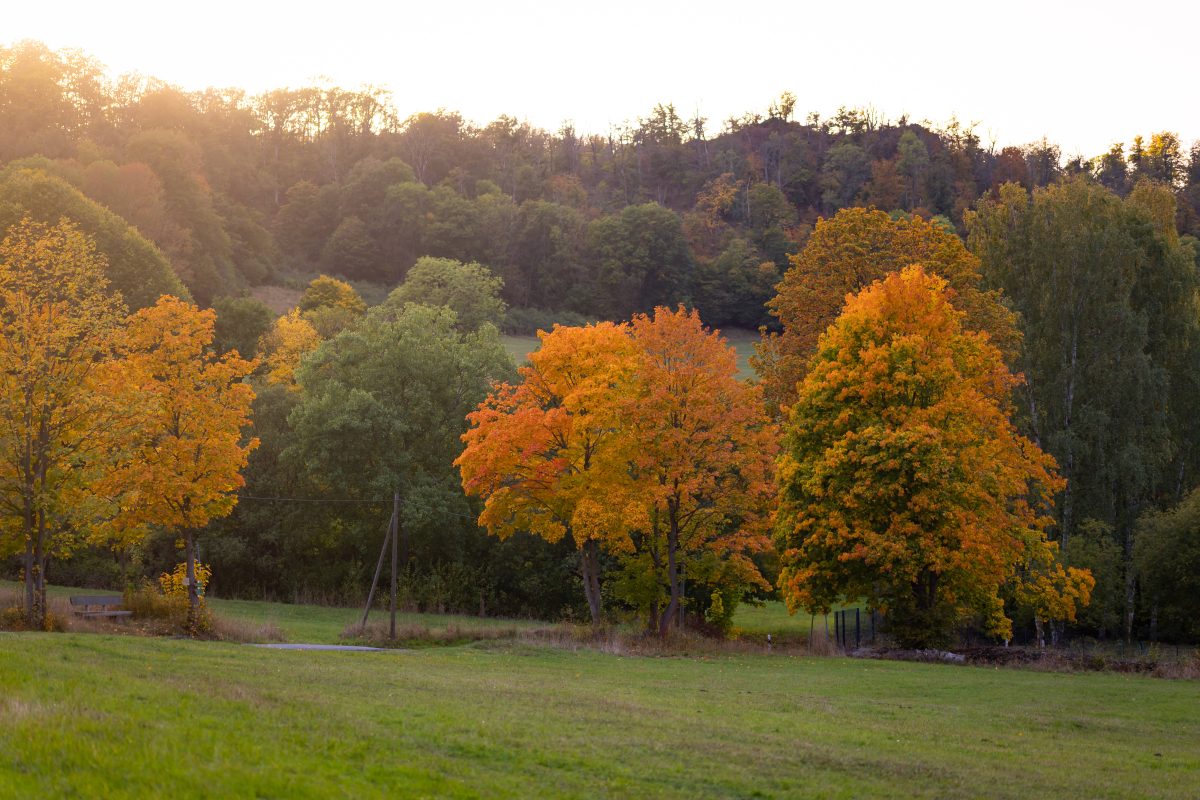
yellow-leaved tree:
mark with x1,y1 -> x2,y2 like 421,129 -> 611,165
0,218 -> 126,628
776,265 -> 1090,647
108,296 -> 258,632
754,208 -> 1019,415
258,308 -> 320,389
457,323 -> 641,626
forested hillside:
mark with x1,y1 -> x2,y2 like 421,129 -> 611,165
3,41 -> 1198,325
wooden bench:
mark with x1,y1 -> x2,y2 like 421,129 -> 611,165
69,595 -> 133,620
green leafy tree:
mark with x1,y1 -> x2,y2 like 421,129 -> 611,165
212,295 -> 274,357
587,203 -> 692,319
321,215 -> 380,281
385,256 -> 506,332
287,304 -> 514,569
1135,489 -> 1200,641
0,165 -> 187,308
968,177 -> 1200,638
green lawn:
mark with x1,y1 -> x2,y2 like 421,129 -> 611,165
503,327 -> 760,380
0,580 -> 547,645
4,586 -> 1197,797
2,631 -> 1197,798
732,600 -> 850,642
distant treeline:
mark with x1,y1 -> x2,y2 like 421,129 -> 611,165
2,41 -> 1197,328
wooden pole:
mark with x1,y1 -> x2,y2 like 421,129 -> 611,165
390,489 -> 399,640
360,512 -> 395,629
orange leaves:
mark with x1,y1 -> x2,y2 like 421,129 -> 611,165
627,307 -> 778,567
457,322 -> 639,550
755,207 -> 1020,414
777,266 -> 1079,644
459,308 -> 777,631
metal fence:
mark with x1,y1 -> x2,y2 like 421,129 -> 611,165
833,607 -> 882,649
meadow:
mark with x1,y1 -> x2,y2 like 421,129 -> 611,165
1,587 -> 1198,798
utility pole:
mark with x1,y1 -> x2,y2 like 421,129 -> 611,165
360,508 -> 395,630
390,489 -> 400,640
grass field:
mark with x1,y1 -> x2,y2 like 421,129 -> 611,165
503,327 -> 760,380
2,590 -> 1198,798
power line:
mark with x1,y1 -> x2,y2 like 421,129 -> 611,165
234,491 -> 477,522
234,491 -> 384,503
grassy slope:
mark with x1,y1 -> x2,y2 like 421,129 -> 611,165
2,632 -> 1196,799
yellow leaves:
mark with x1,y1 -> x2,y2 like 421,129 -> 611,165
106,296 -> 258,532
778,265 -> 1072,640
258,308 -> 320,388
0,217 -> 127,556
299,274 -> 367,315
756,207 -> 1021,413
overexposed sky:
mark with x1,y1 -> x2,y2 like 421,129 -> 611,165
6,0 -> 1198,158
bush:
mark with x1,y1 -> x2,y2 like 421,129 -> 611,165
123,562 -> 214,635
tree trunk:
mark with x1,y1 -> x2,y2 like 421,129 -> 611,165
22,532 -> 36,628
658,518 -> 681,638
1123,522 -> 1136,642
185,530 -> 201,634
580,539 -> 602,627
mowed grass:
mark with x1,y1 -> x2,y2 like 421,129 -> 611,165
503,327 -> 760,380
2,632 -> 1197,799
733,600 -> 844,642
0,580 -> 546,645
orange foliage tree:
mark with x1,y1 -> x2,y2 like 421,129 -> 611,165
776,266 -> 1090,647
754,207 -> 1019,414
624,308 -> 777,635
457,323 -> 640,626
459,310 -> 777,634
108,296 -> 257,631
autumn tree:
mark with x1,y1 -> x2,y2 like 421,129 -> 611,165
776,266 -> 1090,647
755,207 -> 1019,414
299,273 -> 368,315
624,307 -> 777,635
258,308 -> 321,388
457,323 -> 640,625
109,296 -> 258,631
0,218 -> 125,627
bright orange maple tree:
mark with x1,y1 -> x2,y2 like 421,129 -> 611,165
456,322 -> 641,626
459,310 -> 777,634
754,207 -> 1020,414
776,266 -> 1089,647
625,307 -> 777,635
107,296 -> 258,632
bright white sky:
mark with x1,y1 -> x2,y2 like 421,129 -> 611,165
6,0 -> 1198,158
